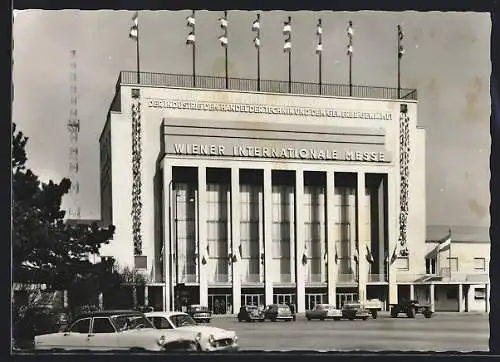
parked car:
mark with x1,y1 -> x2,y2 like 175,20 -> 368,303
362,299 -> 384,319
237,305 -> 265,322
341,303 -> 370,320
34,310 -> 199,352
390,299 -> 433,318
263,304 -> 294,322
146,311 -> 239,352
187,305 -> 212,323
306,304 -> 342,321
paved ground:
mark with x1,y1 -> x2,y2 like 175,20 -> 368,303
209,312 -> 490,352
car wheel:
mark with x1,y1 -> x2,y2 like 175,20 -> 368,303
371,311 -> 378,319
333,317 -> 341,321
307,317 -> 311,321
424,311 -> 432,318
407,308 -> 415,318
348,316 -> 354,321
271,317 -> 277,322
362,317 -> 367,321
320,317 -> 325,321
390,308 -> 398,318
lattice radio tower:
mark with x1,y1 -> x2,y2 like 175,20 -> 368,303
67,49 -> 81,218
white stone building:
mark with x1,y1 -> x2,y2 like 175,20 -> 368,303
98,71 -> 489,314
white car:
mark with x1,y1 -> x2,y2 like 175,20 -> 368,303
145,311 -> 239,352
34,310 -> 199,352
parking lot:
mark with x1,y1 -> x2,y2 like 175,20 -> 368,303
208,312 -> 490,352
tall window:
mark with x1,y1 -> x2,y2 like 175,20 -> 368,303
304,186 -> 324,281
446,257 -> 458,272
474,257 -> 486,271
207,183 -> 229,281
240,185 -> 261,278
425,258 -> 436,274
272,185 -> 293,281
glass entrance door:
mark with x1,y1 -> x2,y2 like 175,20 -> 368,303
336,293 -> 358,308
208,294 -> 233,314
241,294 -> 264,307
305,294 -> 326,311
273,294 -> 295,305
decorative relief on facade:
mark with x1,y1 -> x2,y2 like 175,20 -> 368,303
131,90 -> 143,255
398,108 -> 410,257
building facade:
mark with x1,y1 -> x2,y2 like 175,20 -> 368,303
99,71 -> 489,314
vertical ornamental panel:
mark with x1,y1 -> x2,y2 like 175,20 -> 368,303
131,89 -> 143,255
398,105 -> 410,257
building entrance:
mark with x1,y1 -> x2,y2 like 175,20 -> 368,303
208,294 -> 233,314
241,294 -> 264,307
305,293 -> 327,311
273,294 -> 295,305
336,292 -> 358,307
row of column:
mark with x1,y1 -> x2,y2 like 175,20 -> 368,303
408,284 -> 490,313
163,166 -> 378,313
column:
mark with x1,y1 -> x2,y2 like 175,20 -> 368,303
430,284 -> 435,312
458,284 -> 463,312
263,168 -> 273,306
163,165 -> 172,311
387,172 -> 398,305
409,284 -> 415,300
378,177 -> 385,279
326,171 -> 337,306
145,286 -> 149,307
357,171 -> 368,303
485,283 -> 489,313
198,166 -> 208,307
231,168 -> 242,314
295,169 -> 306,313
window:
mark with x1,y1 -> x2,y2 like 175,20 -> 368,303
396,257 -> 409,271
69,318 -> 91,334
92,317 -> 116,334
425,258 -> 436,274
151,317 -> 173,329
474,288 -> 486,300
446,257 -> 459,272
474,258 -> 486,271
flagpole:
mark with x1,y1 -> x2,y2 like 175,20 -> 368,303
225,10 -> 228,89
288,17 -> 292,93
318,19 -> 322,95
347,21 -> 353,97
257,14 -> 261,92
136,17 -> 140,84
397,25 -> 401,99
193,11 -> 196,87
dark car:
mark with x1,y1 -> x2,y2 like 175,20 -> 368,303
341,303 -> 370,320
263,304 -> 294,322
237,305 -> 265,322
390,299 -> 432,318
186,304 -> 212,323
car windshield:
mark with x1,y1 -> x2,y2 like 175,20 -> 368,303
278,306 -> 289,312
111,314 -> 154,331
170,314 -> 197,328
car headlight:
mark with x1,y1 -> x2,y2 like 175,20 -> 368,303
234,335 -> 238,343
208,334 -> 215,346
195,332 -> 202,342
157,335 -> 166,346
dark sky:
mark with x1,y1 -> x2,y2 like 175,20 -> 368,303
12,10 -> 491,228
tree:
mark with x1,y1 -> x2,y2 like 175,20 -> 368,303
12,122 -> 115,292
